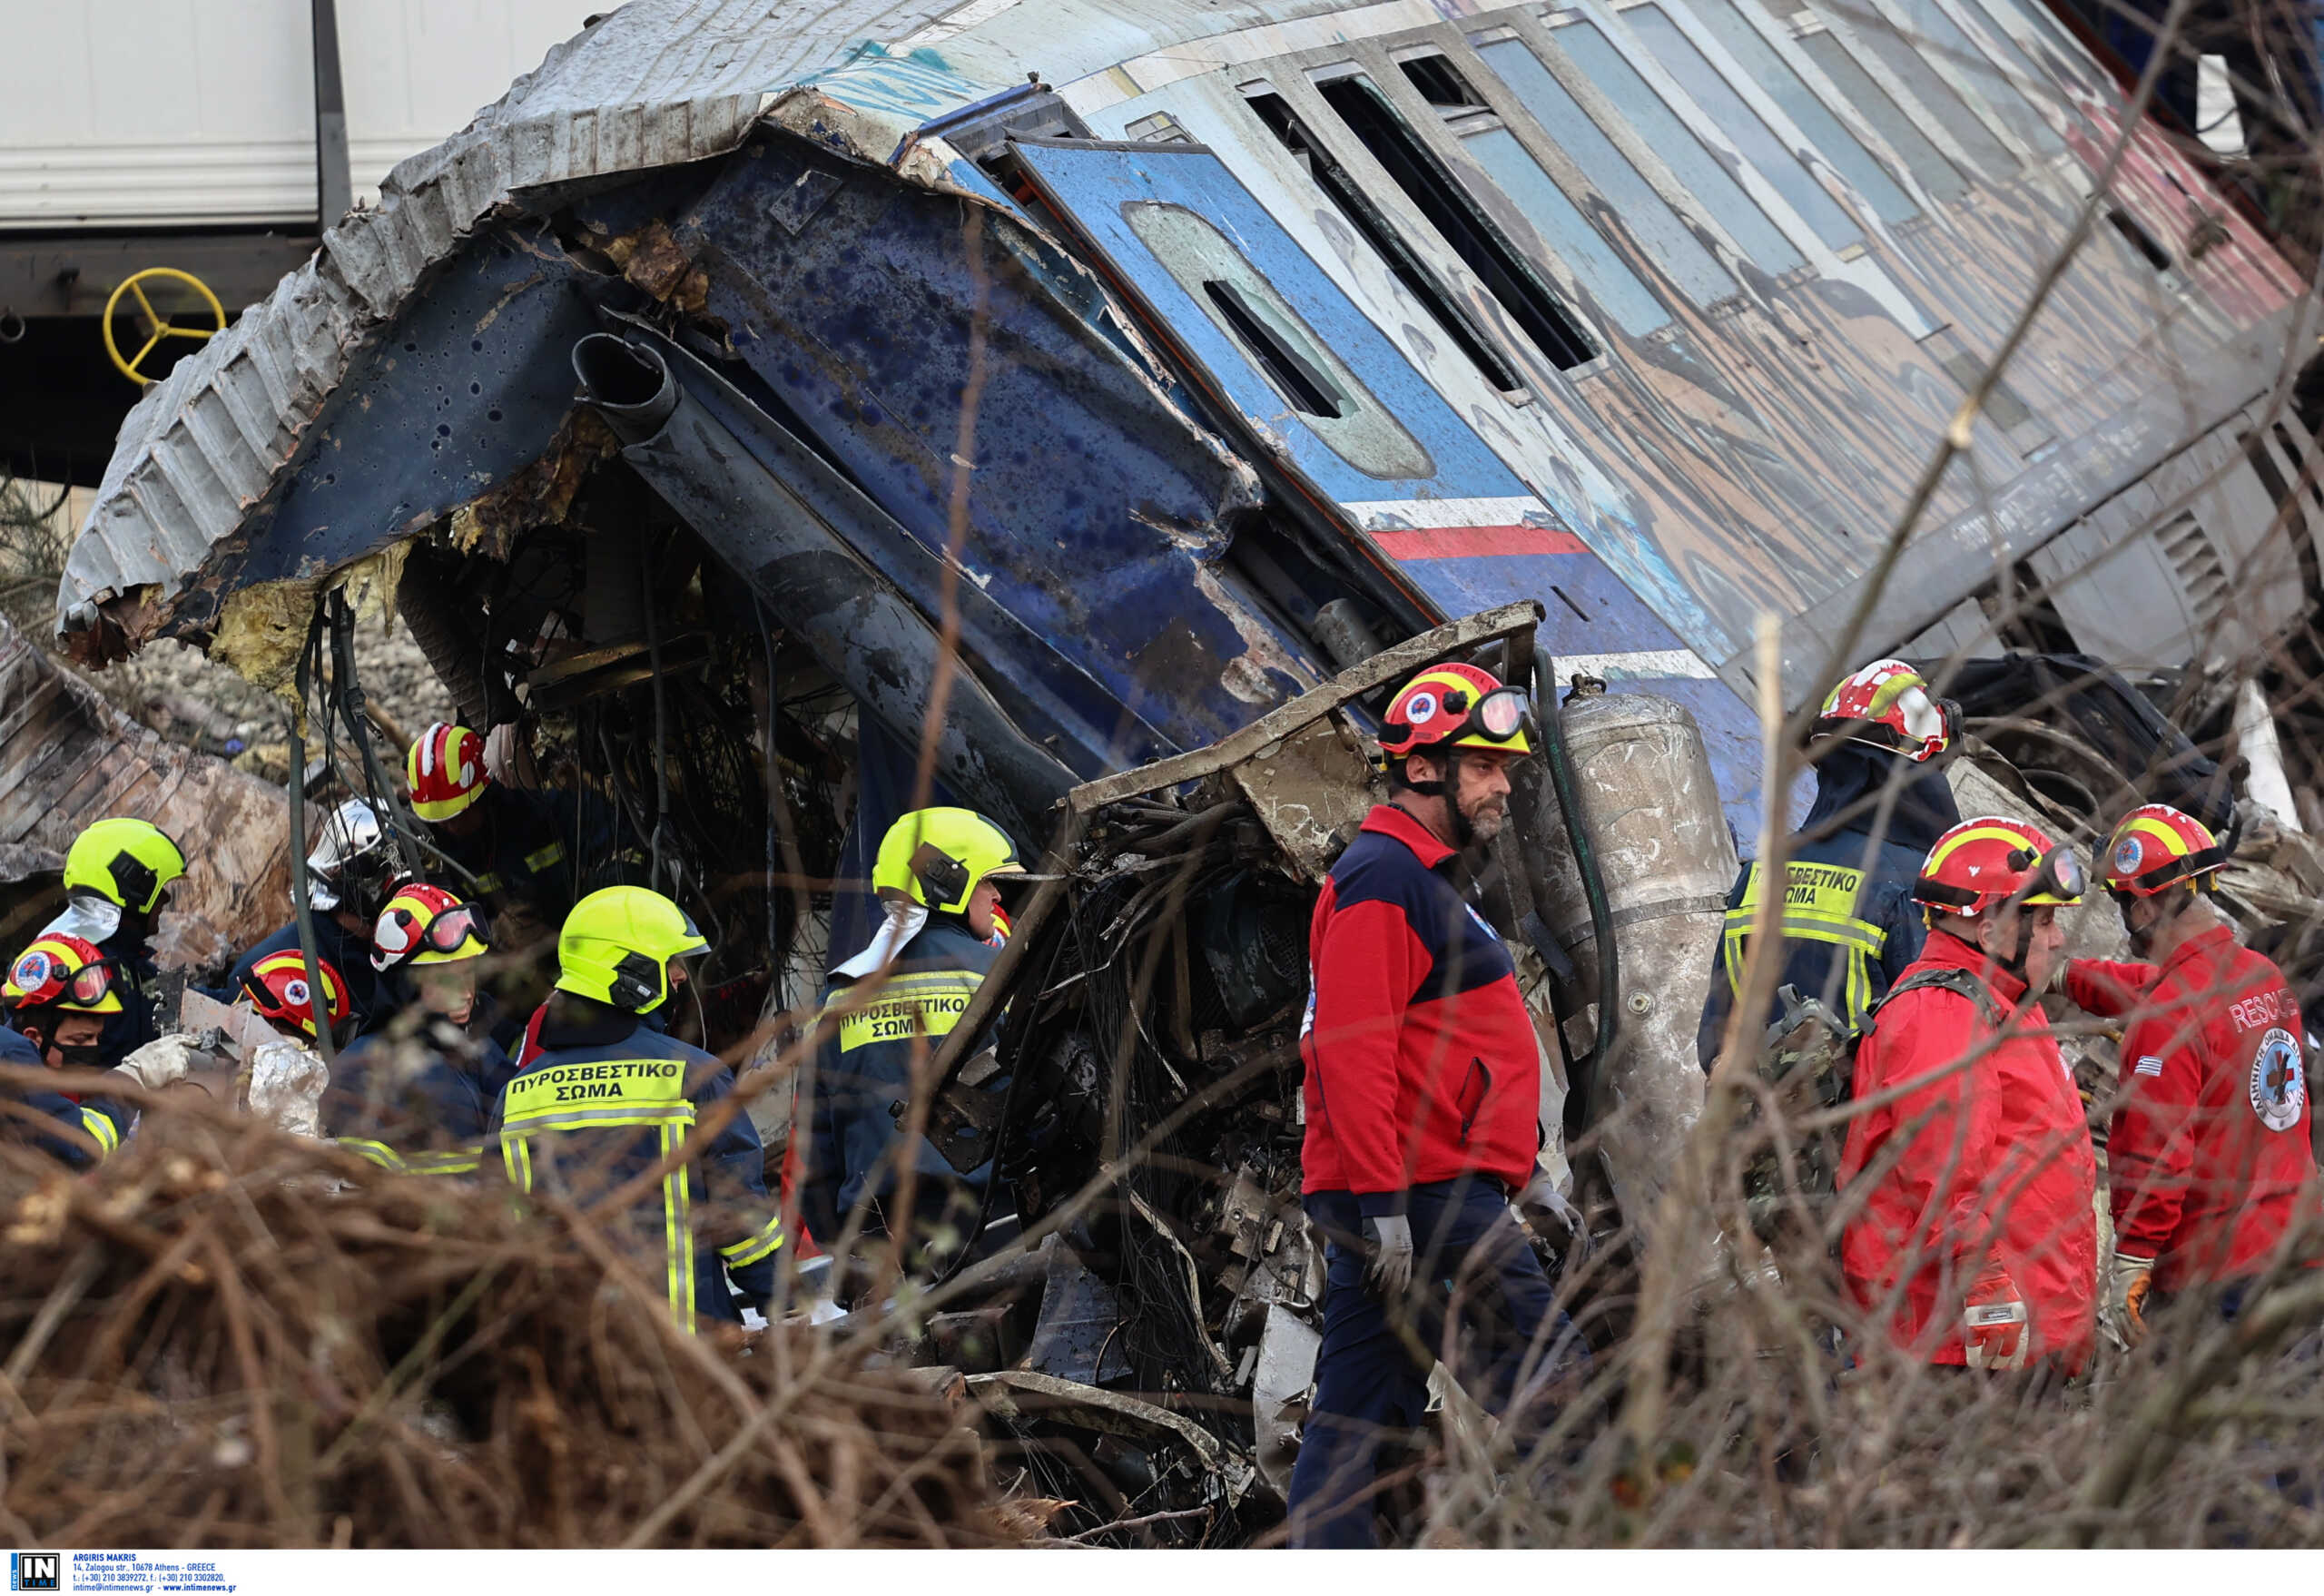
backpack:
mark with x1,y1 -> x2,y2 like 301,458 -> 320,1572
1737,967 -> 2001,1243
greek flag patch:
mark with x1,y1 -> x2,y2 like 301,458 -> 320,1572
2132,1055 -> 2164,1078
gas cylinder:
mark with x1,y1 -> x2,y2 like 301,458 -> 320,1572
1532,690 -> 1738,1240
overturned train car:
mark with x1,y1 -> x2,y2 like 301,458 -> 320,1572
47,0 -> 2320,1540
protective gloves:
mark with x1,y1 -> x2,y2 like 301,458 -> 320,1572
1514,1168 -> 1592,1262
1963,1257 -> 2031,1371
2111,1252 -> 2155,1348
248,1039 -> 330,1138
110,1035 -> 197,1093
1362,1213 -> 1415,1298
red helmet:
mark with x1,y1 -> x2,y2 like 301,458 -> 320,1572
1915,816 -> 2086,917
1813,659 -> 1955,764
2102,803 -> 2227,898
242,950 -> 350,1040
1379,663 -> 1533,758
371,882 -> 490,971
407,723 -> 490,823
5,934 -> 125,1014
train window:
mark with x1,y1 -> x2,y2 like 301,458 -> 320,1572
1792,25 -> 1973,200
1811,2 -> 2018,176
1673,0 -> 1920,224
1124,201 -> 1437,479
1890,0 -> 2065,153
1314,74 -> 1599,369
1965,0 -> 2108,95
1529,24 -> 1807,273
1469,34 -> 1742,305
1242,90 -> 1529,393
1463,126 -> 1677,335
1626,5 -> 1865,249
1398,53 -> 1674,335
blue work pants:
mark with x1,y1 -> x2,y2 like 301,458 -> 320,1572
1285,1178 -> 1588,1548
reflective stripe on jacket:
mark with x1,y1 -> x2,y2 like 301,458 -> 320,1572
492,1020 -> 782,1328
804,916 -> 1000,1244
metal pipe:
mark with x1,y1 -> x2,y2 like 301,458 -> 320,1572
644,554 -> 669,892
289,616 -> 336,1067
329,593 -> 422,880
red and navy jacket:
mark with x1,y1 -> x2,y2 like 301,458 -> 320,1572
1300,804 -> 1541,1213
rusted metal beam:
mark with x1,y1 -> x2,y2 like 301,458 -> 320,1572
1065,599 -> 1545,813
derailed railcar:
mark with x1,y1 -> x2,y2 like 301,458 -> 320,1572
44,0 -> 2321,1542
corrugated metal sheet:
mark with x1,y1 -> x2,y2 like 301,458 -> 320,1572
58,0 -> 982,628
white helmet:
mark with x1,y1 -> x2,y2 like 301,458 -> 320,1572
305,799 -> 393,913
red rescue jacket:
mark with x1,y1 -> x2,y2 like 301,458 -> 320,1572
1300,805 -> 1541,1208
2069,925 -> 2318,1290
1838,930 -> 2098,1366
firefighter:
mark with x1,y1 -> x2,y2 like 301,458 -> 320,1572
1288,663 -> 1588,1549
1838,816 -> 2100,1373
1698,659 -> 1960,1068
491,886 -> 783,1328
802,806 -> 1027,1272
3,933 -> 187,1165
229,799 -> 407,1035
2062,804 -> 2316,1341
405,723 -> 581,941
41,817 -> 187,1063
237,951 -> 350,1141
326,884 -> 513,1174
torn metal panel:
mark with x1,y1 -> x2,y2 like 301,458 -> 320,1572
0,616 -> 290,970
968,1369 -> 1256,1503
600,336 -> 1082,837
675,130 -> 1316,754
1024,1244 -> 1136,1385
1227,713 -> 1376,877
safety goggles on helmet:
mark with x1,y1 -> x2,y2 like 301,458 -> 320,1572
1914,817 -> 2084,917
5,936 -> 126,1014
371,885 -> 491,971
1380,664 -> 1535,759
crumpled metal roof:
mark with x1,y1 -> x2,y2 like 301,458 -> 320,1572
59,0 -> 978,632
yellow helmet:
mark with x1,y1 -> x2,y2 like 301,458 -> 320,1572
872,808 -> 1026,914
554,885 -> 709,1014
63,818 -> 186,915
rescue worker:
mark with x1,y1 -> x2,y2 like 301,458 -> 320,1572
1289,663 -> 1587,1548
3,934 -> 188,1165
491,886 -> 783,1327
41,818 -> 187,1063
2062,804 -> 2316,1341
230,799 -> 406,1035
802,807 -> 1026,1273
405,722 -> 580,941
238,951 -> 350,1141
1838,816 -> 2100,1374
1698,659 -> 1960,1067
326,884 -> 513,1174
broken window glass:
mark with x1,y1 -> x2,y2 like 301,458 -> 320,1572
1313,74 -> 1600,369
1467,34 -> 1741,307
1669,0 -> 1921,225
1244,89 -> 1530,394
1125,201 -> 1437,480
1396,52 -> 1674,336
